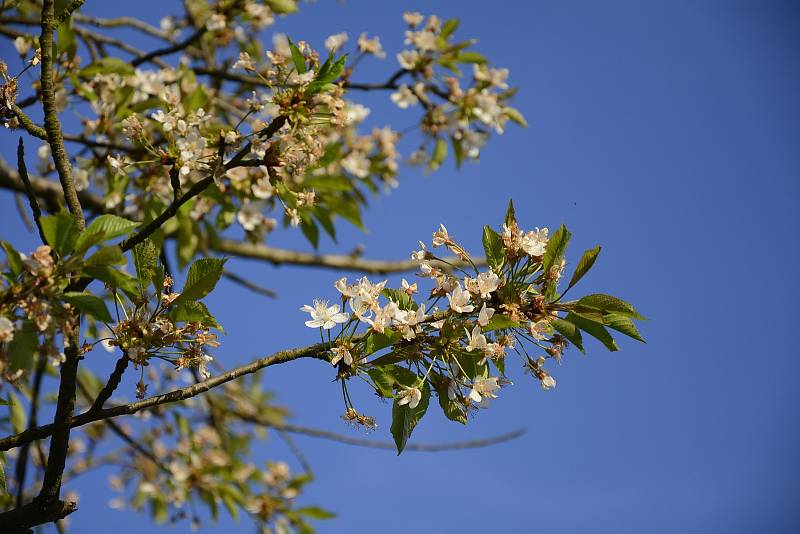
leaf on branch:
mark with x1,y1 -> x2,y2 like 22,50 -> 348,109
173,257 -> 227,305
8,320 -> 38,372
83,214 -> 140,242
565,312 -> 618,352
390,381 -> 430,454
41,212 -> 79,256
566,245 -> 601,292
575,293 -> 646,320
482,225 -> 505,274
63,291 -> 113,323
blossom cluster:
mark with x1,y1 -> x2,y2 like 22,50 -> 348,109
301,204 -> 644,450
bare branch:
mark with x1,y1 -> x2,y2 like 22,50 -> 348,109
210,239 -> 484,274
0,341 -> 330,452
222,270 -> 277,299
39,0 -> 84,229
15,138 -> 47,244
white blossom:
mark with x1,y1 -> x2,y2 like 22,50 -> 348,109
521,227 -> 549,256
0,316 -> 14,342
477,304 -> 495,327
447,284 -> 474,314
541,375 -> 556,391
467,377 -> 501,407
396,386 -> 422,409
390,85 -> 419,109
300,300 -> 349,329
324,32 -> 348,52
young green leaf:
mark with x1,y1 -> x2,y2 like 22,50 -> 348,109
504,199 -> 516,228
83,214 -> 139,241
173,258 -> 227,305
287,36 -> 307,73
85,246 -> 125,267
390,381 -> 430,454
63,291 -> 113,323
1,242 -> 23,277
575,294 -> 646,320
8,321 -> 38,372
482,225 -> 505,274
566,245 -> 601,292
603,313 -> 645,343
542,224 -> 571,274
434,378 -> 467,424
133,239 -> 159,287
565,312 -> 618,352
430,137 -> 448,170
41,213 -> 79,255
551,317 -> 584,354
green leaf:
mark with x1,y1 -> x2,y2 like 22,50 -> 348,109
63,291 -> 113,323
441,18 -> 460,39
0,452 -> 6,495
603,313 -> 645,343
308,55 -> 347,94
133,239 -> 159,288
287,36 -> 307,73
366,368 -> 395,398
83,214 -> 139,241
429,137 -> 448,170
8,321 -> 38,372
85,246 -> 125,266
551,317 -> 584,354
503,107 -> 528,127
173,258 -> 227,305
381,288 -> 416,311
299,214 -> 319,248
434,378 -> 467,424
73,229 -> 107,256
8,392 -> 26,433
264,0 -> 297,14
482,225 -> 505,274
482,314 -> 521,332
168,301 -> 222,331
362,330 -> 401,356
504,199 -> 516,228
566,246 -> 601,292
295,507 -> 336,520
455,51 -> 487,64
1,242 -> 23,277
79,57 -> 135,78
83,265 -> 139,299
390,381 -> 430,454
542,224 -> 571,273
565,312 -> 618,352
183,84 -> 207,112
575,294 -> 646,320
41,213 -> 79,255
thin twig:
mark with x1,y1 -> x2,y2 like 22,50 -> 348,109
16,138 -> 47,244
222,270 -> 277,299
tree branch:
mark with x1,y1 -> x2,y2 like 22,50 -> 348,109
222,270 -> 277,298
15,138 -> 47,245
210,238 -> 484,274
88,353 -> 129,413
39,0 -> 84,229
0,341 -> 330,452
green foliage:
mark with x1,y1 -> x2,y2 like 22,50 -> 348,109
63,291 -> 113,323
566,245 -> 601,292
7,321 -> 38,372
41,212 -> 79,255
390,381 -> 431,454
173,258 -> 227,306
482,225 -> 505,274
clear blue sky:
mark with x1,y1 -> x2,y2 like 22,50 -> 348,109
1,1 -> 798,532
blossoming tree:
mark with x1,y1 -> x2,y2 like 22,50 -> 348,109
0,1 -> 645,532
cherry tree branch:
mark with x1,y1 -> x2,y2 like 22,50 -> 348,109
0,341 -> 330,452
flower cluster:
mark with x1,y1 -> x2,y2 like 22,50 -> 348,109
302,203 -> 644,451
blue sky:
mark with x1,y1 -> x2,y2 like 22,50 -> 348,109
1,0 -> 799,532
